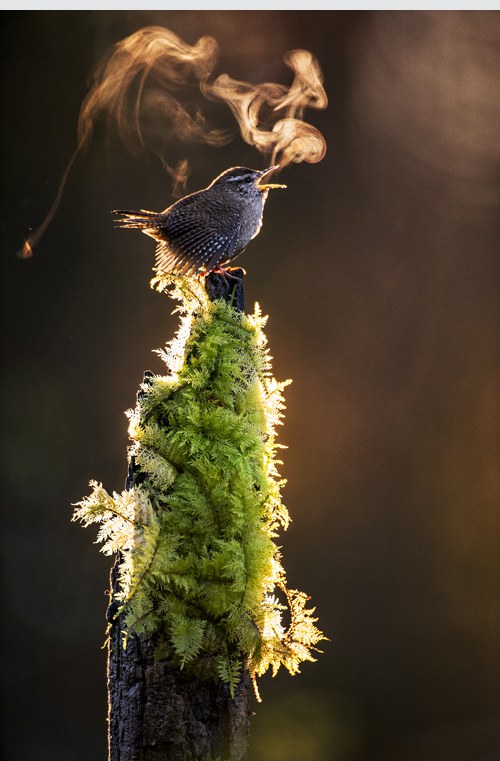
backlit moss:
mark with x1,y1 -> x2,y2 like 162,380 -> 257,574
73,275 -> 324,697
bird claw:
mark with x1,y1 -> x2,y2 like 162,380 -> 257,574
205,265 -> 243,282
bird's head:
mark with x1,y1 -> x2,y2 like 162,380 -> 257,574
209,166 -> 287,199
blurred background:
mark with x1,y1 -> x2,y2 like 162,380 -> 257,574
1,10 -> 499,761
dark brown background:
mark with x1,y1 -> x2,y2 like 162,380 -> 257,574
1,10 -> 499,761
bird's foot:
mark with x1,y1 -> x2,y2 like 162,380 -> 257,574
211,265 -> 243,282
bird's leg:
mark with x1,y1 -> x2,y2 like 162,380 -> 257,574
205,265 -> 241,282
228,266 -> 247,277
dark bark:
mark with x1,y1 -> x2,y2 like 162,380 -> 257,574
108,269 -> 250,761
205,268 -> 244,312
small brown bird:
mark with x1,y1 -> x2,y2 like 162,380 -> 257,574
114,166 -> 286,277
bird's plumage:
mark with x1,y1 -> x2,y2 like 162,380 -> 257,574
114,166 -> 285,276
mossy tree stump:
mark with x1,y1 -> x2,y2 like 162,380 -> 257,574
108,270 -> 249,761
73,266 -> 323,761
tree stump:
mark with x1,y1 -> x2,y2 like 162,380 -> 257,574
107,269 -> 250,761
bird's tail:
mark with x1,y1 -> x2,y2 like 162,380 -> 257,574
113,209 -> 164,233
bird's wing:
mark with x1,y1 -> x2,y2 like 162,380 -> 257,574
205,222 -> 241,272
155,203 -> 240,276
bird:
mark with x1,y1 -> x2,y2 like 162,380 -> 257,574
113,166 -> 286,277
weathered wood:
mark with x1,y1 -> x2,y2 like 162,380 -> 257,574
205,268 -> 244,312
108,269 -> 250,761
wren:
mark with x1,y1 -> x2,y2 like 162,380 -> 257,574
114,166 -> 286,277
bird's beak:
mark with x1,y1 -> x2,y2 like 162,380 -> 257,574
256,165 -> 287,191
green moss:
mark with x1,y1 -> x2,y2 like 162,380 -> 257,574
73,275 -> 324,697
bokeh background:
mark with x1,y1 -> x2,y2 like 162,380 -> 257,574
1,10 -> 499,761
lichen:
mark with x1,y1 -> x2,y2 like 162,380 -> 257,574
73,274 -> 324,697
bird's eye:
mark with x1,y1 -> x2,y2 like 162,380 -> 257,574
225,173 -> 254,184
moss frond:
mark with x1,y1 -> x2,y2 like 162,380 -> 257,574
73,274 -> 325,692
